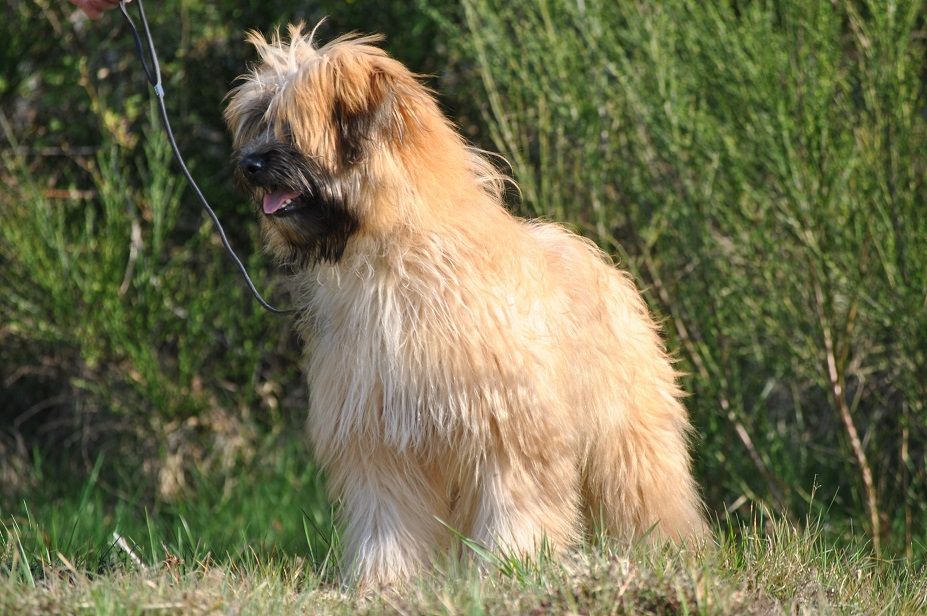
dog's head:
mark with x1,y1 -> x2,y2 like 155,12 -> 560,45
224,24 -> 439,267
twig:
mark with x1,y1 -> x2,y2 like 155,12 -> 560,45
43,188 -> 96,200
640,250 -> 787,511
113,532 -> 148,571
119,217 -> 143,296
812,278 -> 880,555
901,412 -> 912,560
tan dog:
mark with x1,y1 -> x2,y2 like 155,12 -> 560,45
225,25 -> 706,588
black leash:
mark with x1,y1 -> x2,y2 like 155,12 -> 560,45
118,0 -> 293,315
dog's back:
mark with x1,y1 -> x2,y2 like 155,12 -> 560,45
524,221 -> 706,540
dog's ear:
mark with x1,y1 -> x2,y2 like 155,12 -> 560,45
330,51 -> 423,165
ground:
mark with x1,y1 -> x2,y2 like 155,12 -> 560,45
3,518 -> 923,615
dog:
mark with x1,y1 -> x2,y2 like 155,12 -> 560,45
225,25 -> 707,588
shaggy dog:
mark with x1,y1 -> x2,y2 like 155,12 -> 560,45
225,25 -> 706,588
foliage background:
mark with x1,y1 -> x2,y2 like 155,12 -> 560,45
1,0 -> 925,566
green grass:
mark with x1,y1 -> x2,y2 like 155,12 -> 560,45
2,442 -> 332,565
3,444 -> 924,614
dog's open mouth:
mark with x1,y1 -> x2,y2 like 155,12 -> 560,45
262,189 -> 308,217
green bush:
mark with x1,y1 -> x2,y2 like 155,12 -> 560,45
1,104 -> 285,494
455,0 -> 926,556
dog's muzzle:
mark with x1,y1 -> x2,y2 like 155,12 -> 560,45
240,153 -> 268,181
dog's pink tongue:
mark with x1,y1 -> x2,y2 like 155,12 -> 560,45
262,190 -> 300,214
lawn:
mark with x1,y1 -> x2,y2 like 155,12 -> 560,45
3,441 -> 924,614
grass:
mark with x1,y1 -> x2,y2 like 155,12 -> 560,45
3,443 -> 924,614
2,525 -> 923,615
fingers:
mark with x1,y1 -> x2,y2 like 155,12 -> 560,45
69,0 -> 127,20
68,0 -> 100,19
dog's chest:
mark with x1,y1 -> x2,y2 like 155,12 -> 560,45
297,258 -> 560,458
300,265 -> 452,452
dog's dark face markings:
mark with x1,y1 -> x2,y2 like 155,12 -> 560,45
233,140 -> 358,267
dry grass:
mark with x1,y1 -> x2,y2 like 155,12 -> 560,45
3,517 -> 923,615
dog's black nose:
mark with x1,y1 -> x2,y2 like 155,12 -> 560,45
240,153 -> 266,179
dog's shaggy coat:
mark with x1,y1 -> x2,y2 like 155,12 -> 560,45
226,25 -> 706,587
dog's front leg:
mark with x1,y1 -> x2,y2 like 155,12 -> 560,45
327,444 -> 450,589
466,448 -> 581,560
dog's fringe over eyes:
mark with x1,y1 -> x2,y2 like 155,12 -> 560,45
225,23 -> 707,590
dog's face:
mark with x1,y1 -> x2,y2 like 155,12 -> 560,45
224,25 -> 429,267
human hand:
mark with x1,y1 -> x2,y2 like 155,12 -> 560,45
69,0 -> 126,20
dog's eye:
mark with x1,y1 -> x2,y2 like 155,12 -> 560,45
280,123 -> 297,144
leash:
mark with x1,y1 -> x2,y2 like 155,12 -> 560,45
117,0 -> 293,315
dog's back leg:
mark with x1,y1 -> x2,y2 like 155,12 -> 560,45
583,408 -> 707,543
